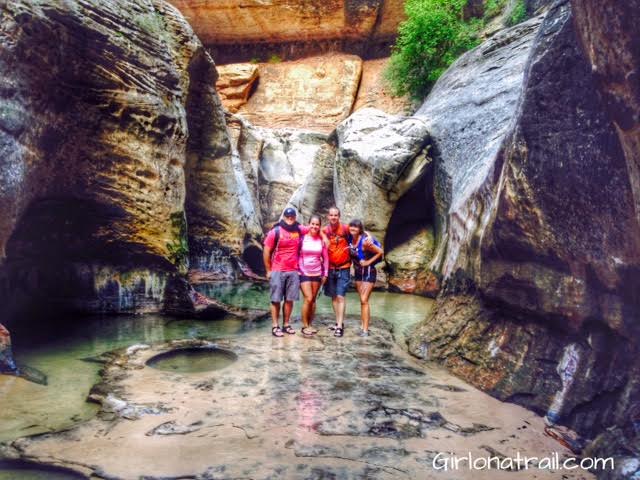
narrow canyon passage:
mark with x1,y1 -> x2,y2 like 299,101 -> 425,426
1,0 -> 638,478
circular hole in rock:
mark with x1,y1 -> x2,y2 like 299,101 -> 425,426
0,459 -> 86,480
145,347 -> 238,374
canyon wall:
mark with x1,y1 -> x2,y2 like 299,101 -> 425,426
0,0 -> 236,327
408,0 -> 640,446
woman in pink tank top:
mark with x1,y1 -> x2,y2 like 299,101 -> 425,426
298,215 -> 329,336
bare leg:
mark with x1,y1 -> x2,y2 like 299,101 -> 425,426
308,281 -> 321,329
283,300 -> 294,327
332,295 -> 346,328
270,301 -> 281,328
300,282 -> 314,328
356,281 -> 374,331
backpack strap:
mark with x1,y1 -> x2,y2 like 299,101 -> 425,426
357,234 -> 366,260
298,225 -> 305,259
271,225 -> 280,259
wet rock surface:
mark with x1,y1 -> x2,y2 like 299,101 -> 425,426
5,316 -> 589,479
571,0 -> 640,223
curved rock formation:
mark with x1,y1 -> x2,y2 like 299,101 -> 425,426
183,54 -> 262,284
334,108 -> 429,241
409,0 -> 640,440
0,0 -> 229,323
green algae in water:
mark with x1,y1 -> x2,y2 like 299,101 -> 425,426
146,347 -> 238,373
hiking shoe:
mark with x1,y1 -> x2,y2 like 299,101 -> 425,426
358,330 -> 369,337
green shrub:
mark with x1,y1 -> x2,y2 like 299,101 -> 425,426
484,0 -> 508,19
385,0 -> 481,99
268,54 -> 282,64
506,0 -> 527,26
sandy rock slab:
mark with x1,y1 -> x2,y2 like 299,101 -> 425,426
353,58 -> 415,116
236,54 -> 363,133
3,317 -> 591,479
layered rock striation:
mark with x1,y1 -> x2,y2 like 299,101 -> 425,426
409,0 -> 640,443
167,0 -> 406,63
0,0 -> 237,325
235,54 -> 363,134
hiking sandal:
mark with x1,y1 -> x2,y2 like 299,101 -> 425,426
301,327 -> 316,336
334,327 -> 344,337
272,326 -> 284,337
283,324 -> 296,335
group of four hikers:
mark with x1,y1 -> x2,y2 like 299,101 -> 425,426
263,206 -> 384,338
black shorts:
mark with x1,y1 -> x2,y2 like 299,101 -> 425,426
300,275 -> 322,283
354,266 -> 376,283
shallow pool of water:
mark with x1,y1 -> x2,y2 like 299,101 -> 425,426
0,282 -> 433,443
196,282 -> 434,342
146,347 -> 238,373
0,460 -> 85,480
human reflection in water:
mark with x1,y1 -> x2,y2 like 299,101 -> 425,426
296,377 -> 323,432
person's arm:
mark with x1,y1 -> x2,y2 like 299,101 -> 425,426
320,227 -> 329,247
263,230 -> 275,278
363,231 -> 373,247
360,242 -> 383,267
321,241 -> 329,282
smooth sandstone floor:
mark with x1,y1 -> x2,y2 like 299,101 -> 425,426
6,315 -> 593,480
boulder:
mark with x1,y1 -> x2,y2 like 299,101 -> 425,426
0,323 -> 17,374
334,108 -> 430,241
410,1 -> 640,438
385,226 -> 439,296
0,0 -> 216,321
228,117 -> 330,227
215,63 -> 259,112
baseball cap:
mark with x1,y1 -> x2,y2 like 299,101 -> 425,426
283,207 -> 297,217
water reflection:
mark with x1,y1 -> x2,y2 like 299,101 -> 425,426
0,283 -> 432,444
296,379 -> 323,432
